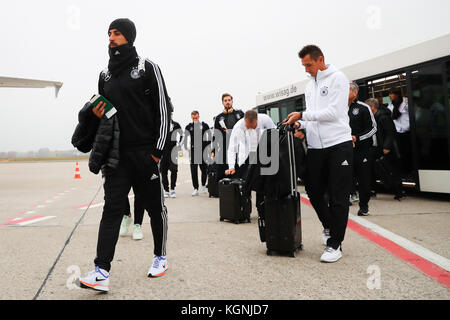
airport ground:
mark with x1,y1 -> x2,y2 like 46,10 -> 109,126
0,159 -> 449,300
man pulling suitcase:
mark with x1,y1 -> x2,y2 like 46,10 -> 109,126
221,110 -> 276,224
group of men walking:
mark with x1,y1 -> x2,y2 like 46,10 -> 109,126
72,18 -> 408,293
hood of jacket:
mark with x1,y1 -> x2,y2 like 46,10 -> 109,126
307,64 -> 338,82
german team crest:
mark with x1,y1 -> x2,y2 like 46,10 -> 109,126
104,71 -> 111,82
130,67 -> 140,79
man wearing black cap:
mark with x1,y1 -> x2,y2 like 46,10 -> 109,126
77,18 -> 171,292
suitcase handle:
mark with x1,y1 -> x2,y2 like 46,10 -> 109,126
287,130 -> 298,196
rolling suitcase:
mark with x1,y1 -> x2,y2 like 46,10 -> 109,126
207,163 -> 219,198
264,127 -> 303,257
219,178 -> 251,224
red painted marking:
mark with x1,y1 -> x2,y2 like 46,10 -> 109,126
74,202 -> 102,209
299,196 -> 450,289
0,216 -> 45,226
300,196 -> 312,207
347,219 -> 450,289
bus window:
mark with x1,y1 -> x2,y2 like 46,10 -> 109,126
268,107 -> 280,124
411,63 -> 450,170
366,73 -> 407,99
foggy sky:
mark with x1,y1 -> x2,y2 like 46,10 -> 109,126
1,0 -> 449,152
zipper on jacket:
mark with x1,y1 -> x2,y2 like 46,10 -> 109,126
314,78 -> 324,149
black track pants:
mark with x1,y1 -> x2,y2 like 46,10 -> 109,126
190,163 -> 207,189
94,149 -> 168,272
353,147 -> 372,211
305,141 -> 353,250
160,156 -> 178,192
124,196 -> 145,225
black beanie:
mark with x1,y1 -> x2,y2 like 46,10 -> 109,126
108,18 -> 136,44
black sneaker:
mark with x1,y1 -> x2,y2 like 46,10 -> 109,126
357,209 -> 370,216
394,194 -> 404,201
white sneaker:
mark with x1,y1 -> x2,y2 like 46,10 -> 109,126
148,255 -> 168,278
322,229 -> 330,246
77,266 -> 110,292
132,224 -> 143,240
170,189 -> 176,198
192,189 -> 199,196
200,185 -> 207,193
320,246 -> 342,263
119,215 -> 132,236
164,191 -> 170,198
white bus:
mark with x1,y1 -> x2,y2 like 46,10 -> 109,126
255,33 -> 450,194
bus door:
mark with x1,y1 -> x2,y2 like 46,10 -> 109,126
408,60 -> 450,193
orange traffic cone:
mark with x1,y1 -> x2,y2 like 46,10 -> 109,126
74,162 -> 81,179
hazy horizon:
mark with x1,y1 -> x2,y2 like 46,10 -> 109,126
1,0 -> 450,152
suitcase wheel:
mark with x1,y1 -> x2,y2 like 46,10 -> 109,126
289,251 -> 296,258
220,218 -> 224,222
266,249 -> 273,256
247,218 -> 251,223
234,220 -> 240,224
299,244 -> 304,251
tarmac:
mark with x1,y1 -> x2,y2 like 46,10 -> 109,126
0,159 -> 449,300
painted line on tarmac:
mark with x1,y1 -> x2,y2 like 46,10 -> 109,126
4,188 -> 77,224
72,179 -> 192,210
74,194 -> 135,210
300,193 -> 450,289
0,216 -> 56,226
33,181 -> 103,300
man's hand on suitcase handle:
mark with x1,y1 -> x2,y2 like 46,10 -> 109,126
225,168 -> 235,176
283,112 -> 301,130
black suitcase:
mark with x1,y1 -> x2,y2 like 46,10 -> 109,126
374,156 -> 397,189
219,178 -> 251,224
263,127 -> 303,257
207,164 -> 219,198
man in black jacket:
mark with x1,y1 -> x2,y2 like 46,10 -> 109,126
77,18 -> 170,293
161,112 -> 183,198
211,93 -> 245,181
348,82 -> 377,216
366,98 -> 403,200
185,110 -> 211,196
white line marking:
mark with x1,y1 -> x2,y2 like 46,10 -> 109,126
349,214 -> 450,272
16,216 -> 56,226
300,193 -> 450,271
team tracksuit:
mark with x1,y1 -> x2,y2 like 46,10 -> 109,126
298,64 -> 353,250
95,44 -> 170,272
212,109 -> 245,181
348,100 -> 377,212
184,121 -> 211,190
161,120 -> 183,192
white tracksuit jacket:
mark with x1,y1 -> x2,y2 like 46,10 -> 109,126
227,113 -> 276,169
299,64 -> 352,149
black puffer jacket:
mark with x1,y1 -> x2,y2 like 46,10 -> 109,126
71,102 -> 120,174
